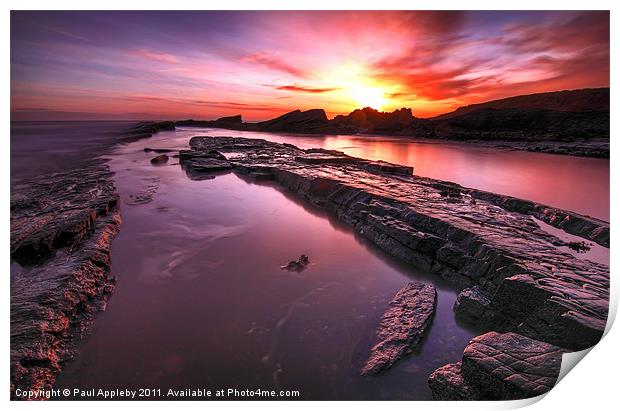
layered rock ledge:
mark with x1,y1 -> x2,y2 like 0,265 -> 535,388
10,161 -> 121,397
361,282 -> 436,375
182,136 -> 609,399
429,332 -> 565,400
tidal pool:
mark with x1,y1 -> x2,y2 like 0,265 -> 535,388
53,128 -> 479,400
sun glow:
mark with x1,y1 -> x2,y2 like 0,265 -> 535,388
348,84 -> 388,110
322,63 -> 397,112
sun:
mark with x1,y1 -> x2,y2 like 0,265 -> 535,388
348,84 -> 387,110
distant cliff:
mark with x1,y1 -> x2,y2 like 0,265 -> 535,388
432,88 -> 609,120
175,87 -> 609,157
430,88 -> 609,140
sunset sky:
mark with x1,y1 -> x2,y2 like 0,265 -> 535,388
11,11 -> 610,121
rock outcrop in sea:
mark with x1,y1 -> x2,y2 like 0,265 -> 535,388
175,88 -> 609,158
180,135 -> 609,400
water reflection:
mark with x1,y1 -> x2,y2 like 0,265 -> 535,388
188,128 -> 609,221
52,125 -> 607,400
54,130 -> 478,400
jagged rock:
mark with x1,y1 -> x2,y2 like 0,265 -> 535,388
429,332 -> 565,400
184,137 -> 609,351
280,254 -> 310,271
331,107 -> 432,135
361,282 -> 436,375
150,154 -> 169,165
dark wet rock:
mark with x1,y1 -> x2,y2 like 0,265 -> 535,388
567,240 -> 591,252
10,163 -> 121,397
430,332 -> 564,400
179,149 -> 227,162
453,286 -> 495,328
281,254 -> 310,272
150,154 -> 169,165
11,166 -> 119,263
184,137 -> 609,352
428,362 -> 481,400
185,158 -> 232,173
361,282 -> 436,375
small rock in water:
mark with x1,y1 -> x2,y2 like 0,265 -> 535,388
281,254 -> 310,272
150,154 -> 169,165
567,240 -> 591,253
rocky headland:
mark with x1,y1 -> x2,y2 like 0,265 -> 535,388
175,87 -> 609,158
179,135 -> 609,400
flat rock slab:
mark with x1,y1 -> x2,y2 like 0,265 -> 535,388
184,136 -> 609,351
429,332 -> 565,400
361,282 -> 436,375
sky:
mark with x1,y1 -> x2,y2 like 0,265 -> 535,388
11,10 -> 610,121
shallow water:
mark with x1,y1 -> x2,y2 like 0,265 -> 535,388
194,128 -> 610,221
11,123 -> 609,399
54,128 -> 477,400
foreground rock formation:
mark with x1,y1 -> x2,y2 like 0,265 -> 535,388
176,88 -> 609,158
361,282 -> 436,375
10,162 -> 121,397
428,332 -> 565,400
181,136 -> 609,399
9,121 -> 172,398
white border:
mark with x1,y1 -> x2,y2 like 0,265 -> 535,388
3,1 -> 617,410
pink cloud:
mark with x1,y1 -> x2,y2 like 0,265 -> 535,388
130,48 -> 179,64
